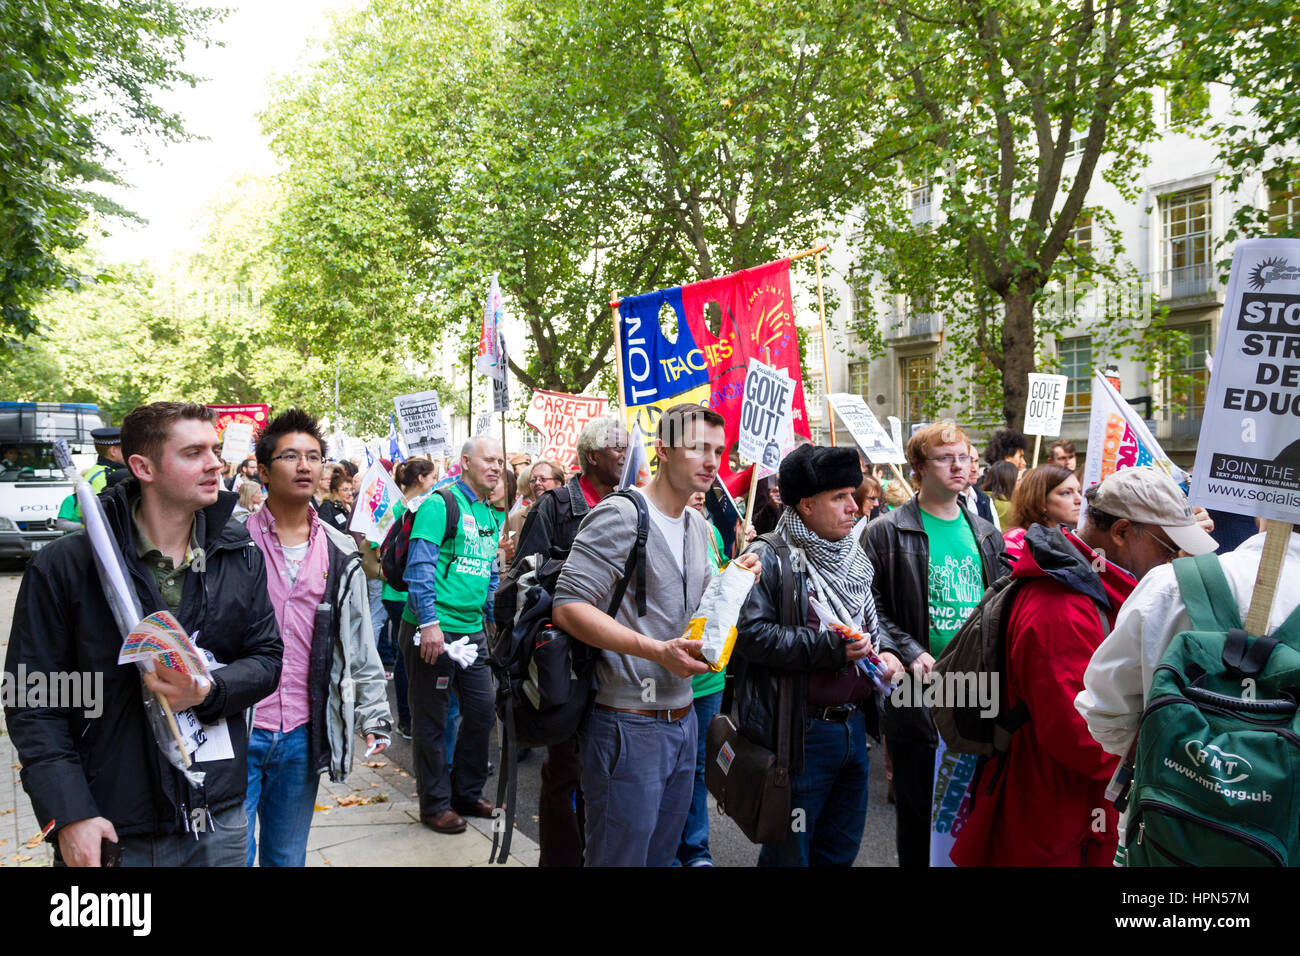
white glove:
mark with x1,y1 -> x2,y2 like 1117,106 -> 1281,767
445,636 -> 478,669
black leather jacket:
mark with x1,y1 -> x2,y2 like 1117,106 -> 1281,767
862,496 -> 1004,744
732,531 -> 880,776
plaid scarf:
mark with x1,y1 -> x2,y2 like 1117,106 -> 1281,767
781,509 -> 877,638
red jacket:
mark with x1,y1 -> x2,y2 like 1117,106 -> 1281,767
950,526 -> 1136,866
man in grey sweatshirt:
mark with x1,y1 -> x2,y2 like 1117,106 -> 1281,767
553,404 -> 760,866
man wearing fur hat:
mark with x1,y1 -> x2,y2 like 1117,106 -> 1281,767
732,444 -> 901,866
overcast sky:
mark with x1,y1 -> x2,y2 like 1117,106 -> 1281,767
99,0 -> 360,265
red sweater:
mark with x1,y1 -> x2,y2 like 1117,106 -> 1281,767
951,529 -> 1136,866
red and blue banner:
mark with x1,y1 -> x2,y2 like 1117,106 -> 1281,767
617,258 -> 810,487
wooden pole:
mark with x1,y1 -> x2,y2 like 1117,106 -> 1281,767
742,466 -> 761,541
610,297 -> 625,415
888,461 -> 914,495
814,244 -> 836,448
155,691 -> 192,770
1032,433 -> 1042,466
1244,519 -> 1293,635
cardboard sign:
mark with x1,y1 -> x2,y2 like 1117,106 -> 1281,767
737,359 -> 795,476
1189,237 -> 1300,522
524,390 -> 609,468
827,394 -> 906,464
219,421 -> 254,464
1023,373 -> 1069,437
393,390 -> 450,458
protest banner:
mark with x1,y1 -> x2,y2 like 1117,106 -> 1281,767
393,390 -> 450,458
349,460 -> 404,544
737,359 -> 795,477
208,403 -> 269,442
1082,371 -> 1187,500
524,389 -> 609,468
219,421 -> 254,464
1023,372 -> 1069,463
1188,238 -> 1300,525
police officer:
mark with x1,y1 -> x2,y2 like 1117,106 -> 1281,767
56,426 -> 125,530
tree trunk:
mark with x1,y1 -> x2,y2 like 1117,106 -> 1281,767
1000,291 -> 1035,432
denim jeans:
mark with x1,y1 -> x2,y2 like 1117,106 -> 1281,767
758,710 -> 870,867
367,578 -> 387,656
581,707 -> 696,867
244,725 -> 321,867
675,690 -> 723,865
55,804 -> 248,867
383,599 -> 411,726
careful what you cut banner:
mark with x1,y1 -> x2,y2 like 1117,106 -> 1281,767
617,258 -> 811,481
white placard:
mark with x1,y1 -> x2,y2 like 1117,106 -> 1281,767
1188,238 -> 1300,523
474,411 -> 494,436
827,393 -> 906,464
738,359 -> 796,475
394,390 -> 451,458
1022,373 -> 1069,437
887,415 -> 903,454
219,422 -> 254,464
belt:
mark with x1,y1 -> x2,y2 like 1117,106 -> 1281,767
808,704 -> 856,723
596,703 -> 693,721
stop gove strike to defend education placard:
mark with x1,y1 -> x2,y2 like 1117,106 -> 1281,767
737,359 -> 795,475
827,393 -> 906,465
1189,238 -> 1300,523
1022,373 -> 1069,437
394,390 -> 451,459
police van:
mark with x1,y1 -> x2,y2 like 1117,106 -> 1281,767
0,402 -> 107,559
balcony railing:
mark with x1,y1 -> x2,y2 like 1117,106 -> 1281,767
1163,404 -> 1204,442
1153,263 -> 1215,300
884,312 -> 943,341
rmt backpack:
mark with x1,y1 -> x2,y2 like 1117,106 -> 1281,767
1122,553 -> 1300,867
488,488 -> 649,863
378,487 -> 458,591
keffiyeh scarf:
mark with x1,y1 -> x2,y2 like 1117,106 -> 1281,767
781,508 -> 879,640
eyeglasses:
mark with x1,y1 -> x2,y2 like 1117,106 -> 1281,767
1137,524 -> 1180,561
529,474 -> 559,487
270,452 -> 323,465
927,454 -> 971,468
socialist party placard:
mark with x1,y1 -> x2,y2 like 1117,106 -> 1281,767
827,393 -> 906,464
1189,238 -> 1300,522
394,390 -> 451,459
1022,373 -> 1068,437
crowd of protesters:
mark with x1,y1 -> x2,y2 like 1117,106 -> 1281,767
5,399 -> 1298,870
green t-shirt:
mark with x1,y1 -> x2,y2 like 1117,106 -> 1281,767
919,508 -> 985,656
401,484 -> 503,633
57,492 -> 81,527
692,523 -> 728,698
378,498 -> 409,602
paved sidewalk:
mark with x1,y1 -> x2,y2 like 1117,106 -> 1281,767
1,569 -> 537,868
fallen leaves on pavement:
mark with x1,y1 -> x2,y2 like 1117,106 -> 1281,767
335,792 -> 388,807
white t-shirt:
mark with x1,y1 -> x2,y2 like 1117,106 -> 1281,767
632,486 -> 687,574
282,541 -> 310,586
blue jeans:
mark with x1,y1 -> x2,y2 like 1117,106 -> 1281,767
245,725 -> 321,867
675,690 -> 723,865
446,691 -> 460,766
758,710 -> 870,867
581,706 -> 696,867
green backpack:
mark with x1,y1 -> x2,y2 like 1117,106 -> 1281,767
1124,553 -> 1300,867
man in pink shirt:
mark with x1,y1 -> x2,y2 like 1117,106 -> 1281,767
243,409 -> 392,866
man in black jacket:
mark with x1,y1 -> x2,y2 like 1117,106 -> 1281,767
733,444 -> 901,867
864,421 -> 1004,868
4,402 -> 282,866
507,414 -> 625,867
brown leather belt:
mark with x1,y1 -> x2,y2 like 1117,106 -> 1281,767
596,703 -> 693,721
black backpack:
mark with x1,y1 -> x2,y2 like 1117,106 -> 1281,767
488,488 -> 649,863
378,487 -> 459,591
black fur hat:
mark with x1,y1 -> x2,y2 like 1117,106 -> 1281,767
777,444 -> 862,509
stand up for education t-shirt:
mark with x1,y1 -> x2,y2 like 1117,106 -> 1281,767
919,508 -> 984,656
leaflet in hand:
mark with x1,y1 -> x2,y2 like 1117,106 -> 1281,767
807,596 -> 892,693
118,610 -> 212,679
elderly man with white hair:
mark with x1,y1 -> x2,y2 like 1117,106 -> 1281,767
399,435 -> 505,834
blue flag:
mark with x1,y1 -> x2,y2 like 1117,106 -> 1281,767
388,413 -> 406,463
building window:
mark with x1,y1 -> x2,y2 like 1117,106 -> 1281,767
1065,126 -> 1088,160
1161,187 -> 1213,297
1168,322 -> 1211,412
1069,213 -> 1093,253
804,371 -> 826,444
1268,167 -> 1300,235
1059,335 -> 1092,415
902,353 -> 933,425
848,361 -> 870,397
911,182 -> 933,225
